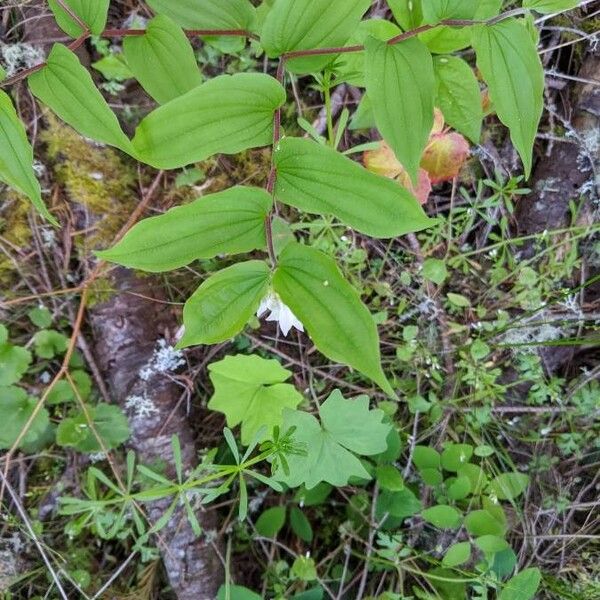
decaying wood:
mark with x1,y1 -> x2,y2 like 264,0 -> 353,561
91,269 -> 224,600
516,51 -> 599,242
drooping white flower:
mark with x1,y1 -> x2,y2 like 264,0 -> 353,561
257,292 -> 304,337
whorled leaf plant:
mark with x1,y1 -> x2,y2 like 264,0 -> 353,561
0,0 -> 564,398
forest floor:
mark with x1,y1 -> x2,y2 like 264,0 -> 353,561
1,1 -> 599,599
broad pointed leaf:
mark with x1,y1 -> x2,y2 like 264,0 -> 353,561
208,354 -> 303,445
132,73 -> 285,169
365,37 -> 435,184
147,0 -> 256,30
0,90 -> 56,223
123,15 -> 202,104
276,390 -> 391,488
28,44 -> 133,154
179,260 -> 271,347
274,137 -> 434,238
261,0 -> 370,73
472,19 -> 544,177
434,55 -> 483,143
273,242 -> 394,396
48,0 -> 109,37
387,0 -> 423,30
523,0 -> 579,13
499,568 -> 541,600
98,187 -> 271,272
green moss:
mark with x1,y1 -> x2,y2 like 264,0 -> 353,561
40,114 -> 138,250
0,191 -> 33,285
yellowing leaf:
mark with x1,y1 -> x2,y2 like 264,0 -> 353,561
363,141 -> 432,205
420,132 -> 470,183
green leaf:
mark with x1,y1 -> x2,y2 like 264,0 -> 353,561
387,0 -> 423,30
0,330 -> 32,387
457,463 -> 488,494
47,370 -> 92,405
291,556 -> 318,582
179,261 -> 271,347
28,45 -> 133,154
290,506 -> 313,542
443,542 -> 471,567
56,403 -> 130,452
98,187 -> 271,272
33,329 -> 69,359
147,0 -> 256,30
447,292 -> 470,307
255,506 -> 286,537
365,37 -> 435,183
472,19 -> 544,177
499,568 -> 541,600
123,15 -> 202,104
465,509 -> 506,537
422,0 -> 477,23
273,243 -> 394,395
207,354 -> 303,445
421,504 -> 462,529
419,0 -> 502,54
132,73 -> 285,169
434,55 -> 483,143
413,446 -> 441,471
523,0 -> 579,13
277,389 -> 391,489
261,0 -> 370,73
475,535 -> 510,554
48,0 -> 109,37
376,488 -> 422,520
334,19 -> 401,88
447,475 -> 472,500
376,465 -> 405,491
27,306 -> 52,328
274,137 -> 434,238
441,443 -> 474,471
422,257 -> 448,285
0,387 -> 49,449
488,472 -> 530,501
92,54 -> 133,81
0,90 -> 56,223
217,585 -> 262,600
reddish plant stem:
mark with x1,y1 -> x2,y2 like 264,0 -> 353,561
264,59 -> 285,265
103,27 -> 258,39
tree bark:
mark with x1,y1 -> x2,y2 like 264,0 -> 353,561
91,268 -> 224,600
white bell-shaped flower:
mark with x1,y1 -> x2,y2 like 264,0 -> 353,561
257,292 -> 304,337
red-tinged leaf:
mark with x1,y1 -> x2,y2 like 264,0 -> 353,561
363,141 -> 403,179
420,132 -> 470,184
397,168 -> 432,205
431,107 -> 445,136
364,141 -> 432,205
